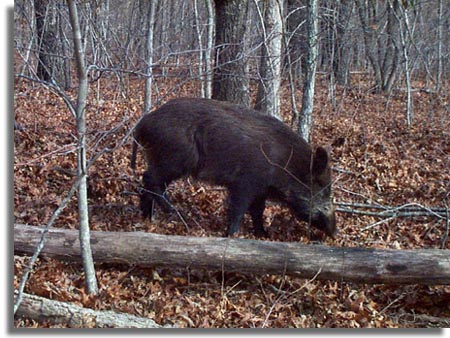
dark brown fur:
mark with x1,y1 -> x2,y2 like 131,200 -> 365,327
132,98 -> 336,238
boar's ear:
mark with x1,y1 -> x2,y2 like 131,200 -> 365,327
312,146 -> 329,175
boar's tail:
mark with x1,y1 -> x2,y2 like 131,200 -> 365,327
131,138 -> 138,172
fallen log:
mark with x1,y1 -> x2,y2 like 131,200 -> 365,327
14,224 -> 450,285
14,292 -> 166,328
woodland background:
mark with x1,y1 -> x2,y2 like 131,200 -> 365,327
13,0 -> 450,328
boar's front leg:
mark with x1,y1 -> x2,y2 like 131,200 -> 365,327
140,170 -> 173,220
226,187 -> 254,237
248,195 -> 269,238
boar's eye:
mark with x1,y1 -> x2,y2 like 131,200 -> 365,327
312,180 -> 332,200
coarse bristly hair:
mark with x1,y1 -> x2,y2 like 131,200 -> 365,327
132,97 -> 337,238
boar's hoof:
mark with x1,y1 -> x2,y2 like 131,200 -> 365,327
254,227 -> 269,238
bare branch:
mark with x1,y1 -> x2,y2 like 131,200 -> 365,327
15,292 -> 167,328
336,202 -> 448,220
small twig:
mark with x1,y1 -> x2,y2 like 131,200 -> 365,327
442,193 -> 449,249
259,143 -> 311,193
336,202 -> 390,210
338,187 -> 379,204
361,216 -> 397,232
139,187 -> 189,231
380,293 -> 405,314
87,117 -> 136,170
261,276 -> 287,328
14,144 -> 78,166
261,267 -> 322,328
15,73 -> 76,117
89,115 -> 131,155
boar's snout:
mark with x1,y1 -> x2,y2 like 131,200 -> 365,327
289,196 -> 337,238
311,204 -> 337,238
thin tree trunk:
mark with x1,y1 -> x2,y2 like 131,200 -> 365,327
401,5 -> 413,127
436,0 -> 443,92
255,0 -> 284,120
194,0 -> 205,97
357,0 -> 401,93
144,0 -> 157,114
284,34 -> 300,126
382,0 -> 401,93
390,0 -> 414,127
298,0 -> 318,142
204,0 -> 215,99
67,0 -> 98,295
59,9 -> 72,90
356,0 -> 382,91
333,0 -> 354,86
34,0 -> 53,82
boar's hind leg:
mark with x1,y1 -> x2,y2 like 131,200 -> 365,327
249,196 -> 268,238
140,170 -> 173,220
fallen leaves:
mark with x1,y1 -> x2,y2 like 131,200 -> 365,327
13,75 -> 450,328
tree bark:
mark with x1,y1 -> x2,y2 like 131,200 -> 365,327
204,0 -> 215,99
143,0 -> 157,114
356,0 -> 383,89
34,0 -> 54,82
333,0 -> 354,86
298,0 -> 319,142
14,224 -> 450,285
382,0 -> 401,93
392,0 -> 414,127
436,0 -> 443,92
356,0 -> 401,93
15,292 -> 165,328
255,0 -> 284,120
67,0 -> 98,295
212,0 -> 250,106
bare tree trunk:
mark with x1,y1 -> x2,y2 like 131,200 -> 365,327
298,0 -> 318,142
144,0 -> 157,114
285,0 -> 306,126
327,3 -> 337,110
393,1 -> 414,127
15,224 -> 450,285
255,0 -> 284,120
67,0 -> 98,295
333,0 -> 354,86
285,42 -> 300,126
204,0 -> 215,99
357,0 -> 401,93
92,0 -> 110,68
212,0 -> 250,106
383,0 -> 401,93
356,0 -> 383,90
59,8 -> 72,90
194,0 -> 205,97
34,0 -> 55,82
436,0 -> 443,92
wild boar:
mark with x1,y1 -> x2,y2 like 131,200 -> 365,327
131,98 -> 336,238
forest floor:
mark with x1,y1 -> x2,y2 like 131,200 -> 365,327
13,74 -> 450,328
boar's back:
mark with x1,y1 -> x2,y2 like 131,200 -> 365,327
134,98 -> 314,187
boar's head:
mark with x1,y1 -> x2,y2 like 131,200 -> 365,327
286,147 -> 337,238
